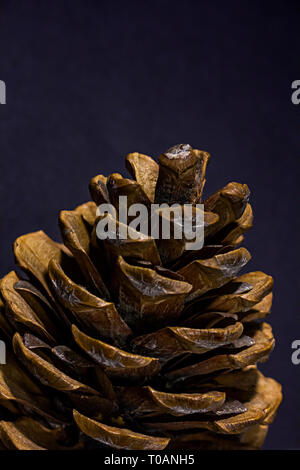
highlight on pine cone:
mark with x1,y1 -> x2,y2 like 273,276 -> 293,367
0,144 -> 281,450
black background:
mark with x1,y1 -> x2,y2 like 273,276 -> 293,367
0,0 -> 299,449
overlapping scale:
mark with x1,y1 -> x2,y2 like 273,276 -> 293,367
0,417 -> 81,450
178,247 -> 251,301
165,323 -> 275,381
0,272 -> 57,343
131,323 -> 244,361
59,210 -> 109,299
126,152 -> 159,203
95,212 -> 161,266
48,259 -> 132,345
72,325 -> 161,380
116,386 -> 226,417
73,410 -> 170,450
112,255 -> 192,330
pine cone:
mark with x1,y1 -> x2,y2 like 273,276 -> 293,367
0,144 -> 281,450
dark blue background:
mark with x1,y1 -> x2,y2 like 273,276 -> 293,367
0,0 -> 299,449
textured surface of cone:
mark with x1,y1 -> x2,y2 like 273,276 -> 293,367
0,144 -> 281,450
